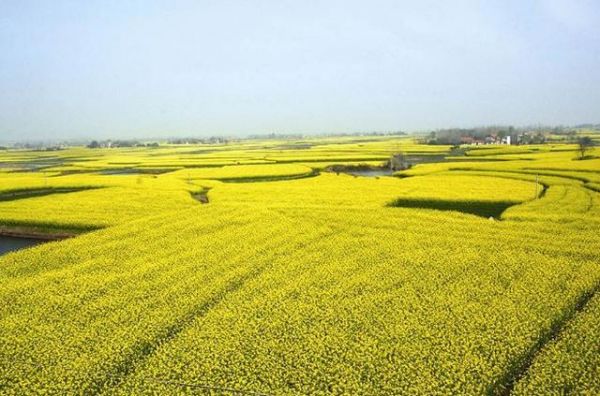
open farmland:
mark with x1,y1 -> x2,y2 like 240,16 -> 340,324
0,136 -> 599,395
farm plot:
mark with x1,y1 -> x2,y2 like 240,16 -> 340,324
0,138 -> 599,395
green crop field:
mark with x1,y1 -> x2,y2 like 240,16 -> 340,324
0,135 -> 599,395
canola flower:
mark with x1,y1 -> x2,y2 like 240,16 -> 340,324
0,139 -> 598,394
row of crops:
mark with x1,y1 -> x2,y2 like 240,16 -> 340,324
1,206 -> 598,394
0,137 -> 599,394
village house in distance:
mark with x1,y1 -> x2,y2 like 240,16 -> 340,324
460,134 -> 511,145
424,125 -> 591,146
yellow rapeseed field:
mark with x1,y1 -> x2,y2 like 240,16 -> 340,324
0,137 -> 599,394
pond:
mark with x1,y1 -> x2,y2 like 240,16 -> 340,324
0,236 -> 44,256
346,169 -> 394,177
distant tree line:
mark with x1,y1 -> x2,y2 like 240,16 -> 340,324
167,137 -> 232,144
9,142 -> 65,151
248,131 -> 407,139
87,140 -> 159,148
573,123 -> 600,129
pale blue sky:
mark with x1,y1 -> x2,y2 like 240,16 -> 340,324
1,0 -> 599,140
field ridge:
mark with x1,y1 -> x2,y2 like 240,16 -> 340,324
92,267 -> 267,394
490,280 -> 600,395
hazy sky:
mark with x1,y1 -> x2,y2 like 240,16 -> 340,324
1,0 -> 599,140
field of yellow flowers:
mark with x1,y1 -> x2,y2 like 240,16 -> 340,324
0,136 -> 598,394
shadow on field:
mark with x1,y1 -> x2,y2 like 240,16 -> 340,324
388,198 -> 518,218
0,186 -> 101,202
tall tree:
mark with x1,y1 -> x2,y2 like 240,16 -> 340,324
577,136 -> 594,159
